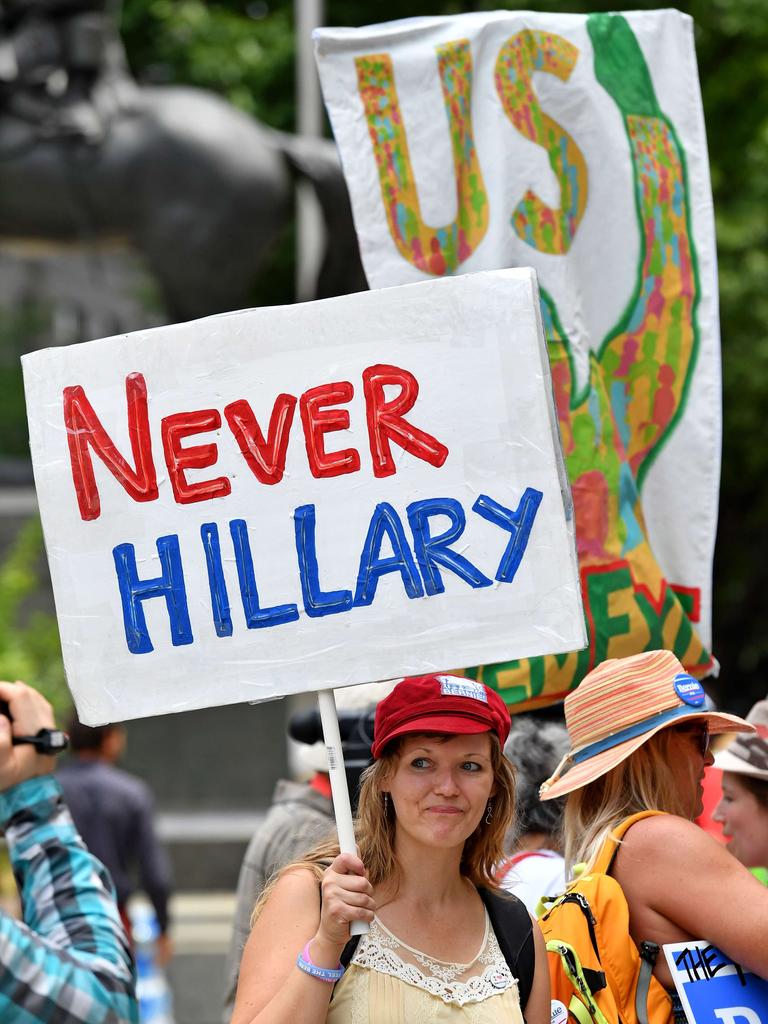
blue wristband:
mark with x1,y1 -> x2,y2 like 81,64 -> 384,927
296,941 -> 345,983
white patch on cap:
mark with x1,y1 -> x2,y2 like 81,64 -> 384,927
438,677 -> 488,703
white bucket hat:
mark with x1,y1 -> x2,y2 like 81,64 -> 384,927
714,697 -> 768,781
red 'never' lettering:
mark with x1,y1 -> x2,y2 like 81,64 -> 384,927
63,363 -> 449,516
161,409 -> 231,504
63,372 -> 158,521
300,381 -> 361,479
363,364 -> 449,477
224,395 -> 297,485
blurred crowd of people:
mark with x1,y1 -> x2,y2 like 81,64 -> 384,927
0,655 -> 767,1024
227,654 -> 768,1024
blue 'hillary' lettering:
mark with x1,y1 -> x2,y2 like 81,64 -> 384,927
113,535 -> 193,653
112,489 -> 543,654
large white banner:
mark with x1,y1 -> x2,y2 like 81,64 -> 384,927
23,271 -> 585,724
315,10 -> 719,707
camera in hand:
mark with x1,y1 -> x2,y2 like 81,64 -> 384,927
0,698 -> 68,754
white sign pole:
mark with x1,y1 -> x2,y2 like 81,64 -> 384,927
317,687 -> 368,937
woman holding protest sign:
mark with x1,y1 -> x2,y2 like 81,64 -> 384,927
231,673 -> 549,1024
538,649 -> 768,1024
713,696 -> 768,873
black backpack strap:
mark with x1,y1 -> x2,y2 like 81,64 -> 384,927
340,935 -> 360,969
479,887 -> 535,1011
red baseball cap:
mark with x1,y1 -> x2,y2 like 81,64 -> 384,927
371,674 -> 511,759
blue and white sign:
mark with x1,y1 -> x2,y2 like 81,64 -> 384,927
664,941 -> 768,1024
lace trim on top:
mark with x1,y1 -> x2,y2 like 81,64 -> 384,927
350,911 -> 517,1006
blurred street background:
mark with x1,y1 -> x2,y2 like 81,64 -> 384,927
1,1 -> 767,1021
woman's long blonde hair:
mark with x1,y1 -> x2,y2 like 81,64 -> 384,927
253,731 -> 515,923
563,726 -> 694,874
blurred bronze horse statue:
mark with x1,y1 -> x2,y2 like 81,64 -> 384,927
0,0 -> 365,321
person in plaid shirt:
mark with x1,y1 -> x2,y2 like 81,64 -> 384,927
0,679 -> 138,1023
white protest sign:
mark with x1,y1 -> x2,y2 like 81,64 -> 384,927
23,269 -> 585,725
664,941 -> 768,1024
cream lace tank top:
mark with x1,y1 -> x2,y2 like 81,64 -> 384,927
326,910 -> 525,1023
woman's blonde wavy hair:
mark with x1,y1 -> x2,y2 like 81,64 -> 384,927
252,731 -> 515,924
563,725 -> 697,875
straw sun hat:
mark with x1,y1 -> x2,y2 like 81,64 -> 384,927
714,698 -> 768,781
540,649 -> 754,801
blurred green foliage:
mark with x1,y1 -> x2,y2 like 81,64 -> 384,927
0,302 -> 68,718
120,0 -> 296,127
117,0 -> 768,708
0,303 -> 50,458
0,519 -> 68,719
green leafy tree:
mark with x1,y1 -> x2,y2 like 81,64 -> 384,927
0,520 -> 68,718
0,302 -> 50,458
121,0 -> 296,127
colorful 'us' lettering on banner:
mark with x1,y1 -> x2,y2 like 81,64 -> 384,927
315,10 -> 720,708
23,271 -> 585,725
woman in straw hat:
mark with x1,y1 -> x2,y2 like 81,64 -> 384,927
231,674 -> 550,1024
540,649 -> 768,990
713,697 -> 768,871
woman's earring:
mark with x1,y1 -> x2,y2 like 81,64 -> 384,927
383,792 -> 389,815
485,800 -> 493,825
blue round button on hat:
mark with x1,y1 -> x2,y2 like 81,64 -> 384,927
673,673 -> 705,707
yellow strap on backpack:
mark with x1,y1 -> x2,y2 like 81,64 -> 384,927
545,939 -> 611,1024
592,810 -> 664,875
568,995 -> 595,1024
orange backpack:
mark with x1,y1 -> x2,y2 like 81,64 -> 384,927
538,811 -> 673,1024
